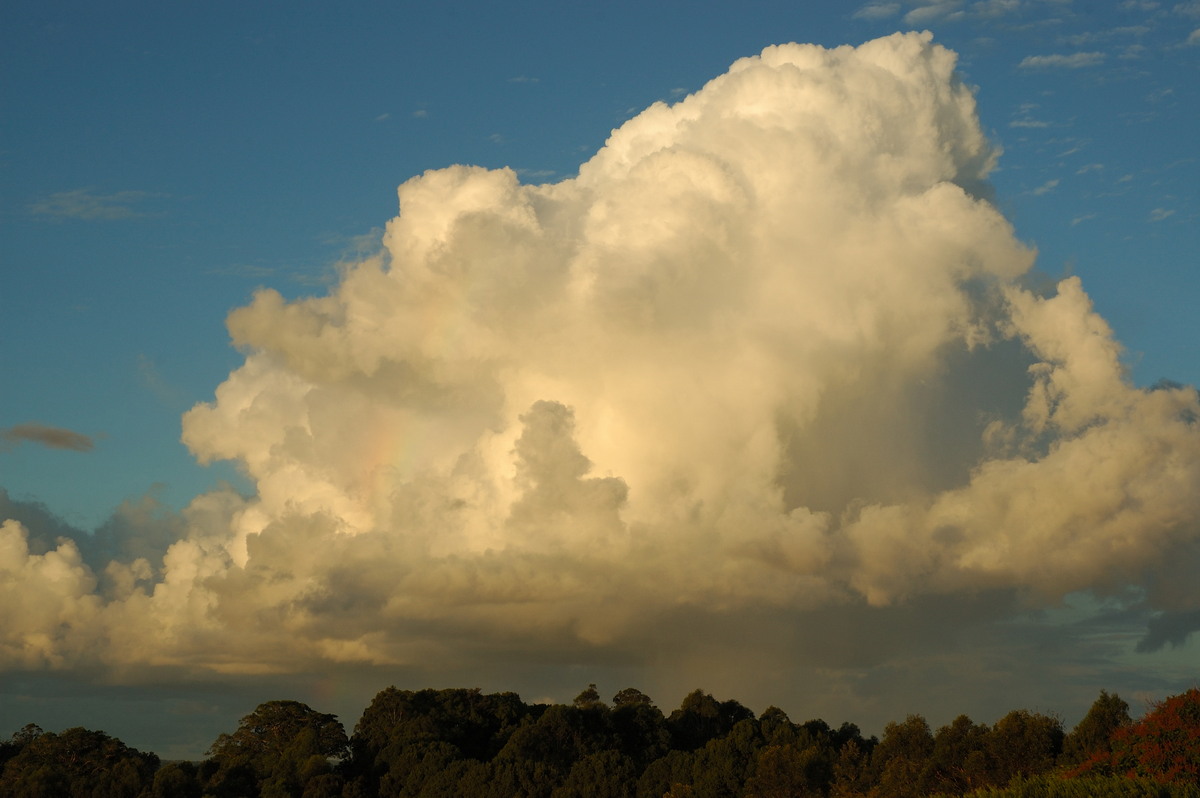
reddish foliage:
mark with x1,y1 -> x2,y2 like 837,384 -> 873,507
1074,688 -> 1200,784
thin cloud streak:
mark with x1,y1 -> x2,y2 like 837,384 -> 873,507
1018,51 -> 1106,68
29,188 -> 165,220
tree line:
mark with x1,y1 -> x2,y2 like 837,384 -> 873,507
2,684 -> 1199,797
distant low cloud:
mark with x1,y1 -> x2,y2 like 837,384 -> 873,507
29,188 -> 164,220
1149,207 -> 1176,221
1,423 -> 93,452
1187,27 -> 1200,44
1018,51 -> 1106,69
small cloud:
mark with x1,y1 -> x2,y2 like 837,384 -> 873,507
972,0 -> 1021,17
1146,87 -> 1175,102
1032,178 -> 1060,195
29,188 -> 165,220
508,76 -> 540,84
853,2 -> 901,19
1120,0 -> 1159,9
1076,163 -> 1104,174
1176,2 -> 1200,18
1018,51 -> 1106,69
1010,118 -> 1050,128
905,1 -> 965,24
489,133 -> 507,145
1071,213 -> 1098,225
1118,173 -> 1134,183
412,109 -> 429,119
1187,27 -> 1200,44
1,423 -> 94,452
669,87 -> 688,98
1149,207 -> 1176,221
374,113 -> 391,122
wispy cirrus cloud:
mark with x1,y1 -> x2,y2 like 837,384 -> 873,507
1,423 -> 94,452
905,0 -> 965,24
855,0 -> 1023,23
29,188 -> 167,220
852,3 -> 902,20
972,0 -> 1022,17
1010,102 -> 1049,128
1019,51 -> 1106,68
1032,178 -> 1060,195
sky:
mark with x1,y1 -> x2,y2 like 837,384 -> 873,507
2,0 -> 1199,761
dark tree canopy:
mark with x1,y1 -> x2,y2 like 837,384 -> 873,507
0,725 -> 159,798
7,683 -> 1200,798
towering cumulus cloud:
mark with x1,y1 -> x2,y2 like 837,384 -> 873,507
5,33 -> 1199,693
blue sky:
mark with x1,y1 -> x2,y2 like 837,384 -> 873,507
2,0 -> 1199,760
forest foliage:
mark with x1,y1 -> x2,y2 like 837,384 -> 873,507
2,685 -> 1199,797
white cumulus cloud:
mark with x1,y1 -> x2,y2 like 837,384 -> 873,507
5,33 -> 1200,707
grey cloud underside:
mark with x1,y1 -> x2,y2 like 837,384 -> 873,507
3,32 -> 1200,681
1,423 -> 94,452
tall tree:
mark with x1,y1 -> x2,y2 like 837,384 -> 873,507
870,714 -> 934,798
205,700 -> 347,798
1062,690 -> 1131,768
667,690 -> 754,752
987,709 -> 1063,785
928,715 -> 991,795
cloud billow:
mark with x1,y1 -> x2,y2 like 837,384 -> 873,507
4,33 -> 1200,695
